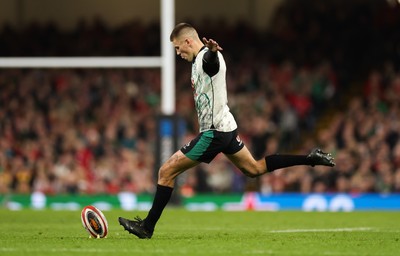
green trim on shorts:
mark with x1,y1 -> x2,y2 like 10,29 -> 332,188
185,130 -> 214,161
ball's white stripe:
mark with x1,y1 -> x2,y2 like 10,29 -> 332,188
82,208 -> 98,237
90,206 -> 108,237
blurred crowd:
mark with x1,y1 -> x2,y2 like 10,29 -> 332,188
0,0 -> 400,195
0,60 -> 337,195
259,67 -> 400,194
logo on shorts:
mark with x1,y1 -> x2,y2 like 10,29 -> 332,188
236,135 -> 243,146
183,141 -> 191,149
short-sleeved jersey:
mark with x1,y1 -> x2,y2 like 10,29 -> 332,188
191,47 -> 237,133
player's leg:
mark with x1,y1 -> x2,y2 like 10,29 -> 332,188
144,150 -> 198,230
225,145 -> 267,177
158,149 -> 200,187
119,150 -> 199,239
119,130 -> 222,239
226,146 -> 335,177
264,148 -> 336,171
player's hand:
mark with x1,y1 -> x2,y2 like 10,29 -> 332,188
202,37 -> 223,52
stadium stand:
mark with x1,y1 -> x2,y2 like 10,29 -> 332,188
0,0 -> 399,195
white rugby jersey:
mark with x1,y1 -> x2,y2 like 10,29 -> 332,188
191,47 -> 237,133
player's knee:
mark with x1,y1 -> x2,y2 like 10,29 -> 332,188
238,160 -> 266,178
240,166 -> 264,178
158,165 -> 175,186
246,171 -> 262,178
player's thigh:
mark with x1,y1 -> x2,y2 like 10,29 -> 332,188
225,146 -> 264,177
158,150 -> 199,186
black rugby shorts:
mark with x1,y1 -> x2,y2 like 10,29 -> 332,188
180,129 -> 244,163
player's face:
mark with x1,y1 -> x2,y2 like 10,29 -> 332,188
172,38 -> 194,62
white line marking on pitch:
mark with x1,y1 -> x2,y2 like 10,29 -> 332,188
268,227 -> 374,233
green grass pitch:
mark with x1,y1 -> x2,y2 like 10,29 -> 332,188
0,209 -> 399,256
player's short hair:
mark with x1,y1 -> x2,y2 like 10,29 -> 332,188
170,23 -> 198,41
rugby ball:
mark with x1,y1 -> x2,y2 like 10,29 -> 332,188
80,205 -> 109,238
